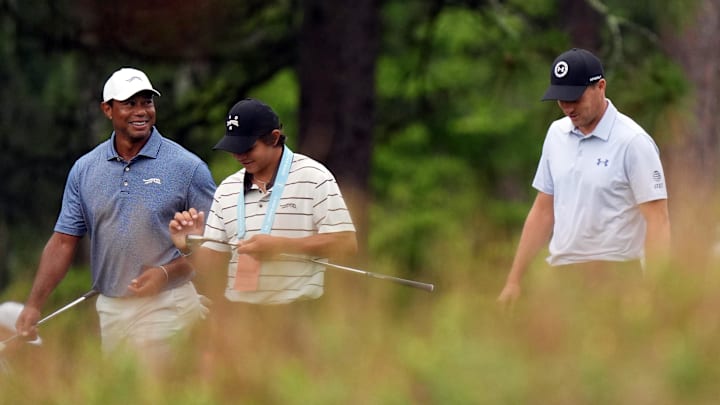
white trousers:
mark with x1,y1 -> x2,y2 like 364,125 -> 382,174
96,282 -> 208,356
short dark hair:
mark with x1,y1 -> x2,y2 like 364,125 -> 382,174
258,130 -> 286,148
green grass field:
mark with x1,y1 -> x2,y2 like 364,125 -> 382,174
2,251 -> 720,404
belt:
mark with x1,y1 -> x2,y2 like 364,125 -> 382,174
555,260 -> 643,273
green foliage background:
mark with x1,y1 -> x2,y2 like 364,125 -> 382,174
0,0 -> 709,403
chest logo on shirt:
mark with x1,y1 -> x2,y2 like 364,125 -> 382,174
143,178 -> 162,185
596,158 -> 609,167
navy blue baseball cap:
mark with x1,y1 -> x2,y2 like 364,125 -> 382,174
213,98 -> 281,154
542,48 -> 605,101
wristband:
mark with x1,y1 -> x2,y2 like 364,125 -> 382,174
159,265 -> 169,282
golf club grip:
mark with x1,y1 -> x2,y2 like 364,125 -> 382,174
81,290 -> 100,299
37,290 -> 98,326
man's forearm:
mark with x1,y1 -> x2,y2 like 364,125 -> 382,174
161,255 -> 195,282
645,219 -> 671,267
26,233 -> 78,309
280,232 -> 358,258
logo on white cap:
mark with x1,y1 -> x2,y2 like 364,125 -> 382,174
554,61 -> 569,78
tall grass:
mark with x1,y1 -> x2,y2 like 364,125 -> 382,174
3,243 -> 720,404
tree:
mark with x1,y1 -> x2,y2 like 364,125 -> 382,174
297,0 -> 381,258
0,0 -> 382,286
661,0 -> 719,263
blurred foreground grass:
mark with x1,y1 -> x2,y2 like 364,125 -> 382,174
2,251 -> 720,404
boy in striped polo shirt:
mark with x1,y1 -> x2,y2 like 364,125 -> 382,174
169,98 -> 358,305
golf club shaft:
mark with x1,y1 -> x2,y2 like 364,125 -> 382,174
36,290 -> 99,326
186,235 -> 435,292
280,254 -> 435,292
0,290 -> 98,346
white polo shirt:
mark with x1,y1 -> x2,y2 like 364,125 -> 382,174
533,99 -> 667,265
204,152 -> 356,304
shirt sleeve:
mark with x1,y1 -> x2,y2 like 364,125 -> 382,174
625,133 -> 668,204
203,192 -> 233,253
532,135 -> 554,195
313,172 -> 356,234
54,163 -> 87,236
187,162 -> 217,214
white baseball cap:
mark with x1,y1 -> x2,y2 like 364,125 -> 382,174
0,302 -> 41,345
102,67 -> 161,102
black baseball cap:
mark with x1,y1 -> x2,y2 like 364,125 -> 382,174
213,98 -> 281,154
541,48 -> 604,101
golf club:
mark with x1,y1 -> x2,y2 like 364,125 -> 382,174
186,235 -> 435,292
0,290 -> 99,353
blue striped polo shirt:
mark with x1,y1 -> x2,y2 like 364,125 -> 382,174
533,99 -> 668,265
55,128 -> 216,296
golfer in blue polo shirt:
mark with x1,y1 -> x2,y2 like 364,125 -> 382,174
15,67 -> 217,365
498,48 -> 671,304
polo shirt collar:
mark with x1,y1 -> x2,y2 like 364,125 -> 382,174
243,147 -> 285,192
105,127 -> 162,161
567,99 -> 617,141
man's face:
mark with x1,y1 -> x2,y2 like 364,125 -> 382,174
557,79 -> 607,134
102,91 -> 156,141
231,133 -> 280,176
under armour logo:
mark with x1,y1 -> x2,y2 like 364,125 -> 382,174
143,178 -> 162,185
596,158 -> 609,167
554,61 -> 568,78
227,115 -> 239,131
126,76 -> 143,83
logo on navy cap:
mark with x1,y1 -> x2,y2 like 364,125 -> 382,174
227,115 -> 239,131
554,61 -> 569,78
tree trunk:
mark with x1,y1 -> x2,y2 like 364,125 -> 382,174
662,0 -> 720,265
297,0 -> 381,259
559,0 -> 604,51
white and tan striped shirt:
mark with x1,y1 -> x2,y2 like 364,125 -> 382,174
204,152 -> 355,304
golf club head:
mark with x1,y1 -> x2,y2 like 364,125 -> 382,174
0,290 -> 97,354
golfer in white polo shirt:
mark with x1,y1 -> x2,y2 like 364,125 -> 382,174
498,48 -> 671,304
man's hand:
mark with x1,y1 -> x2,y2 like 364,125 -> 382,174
128,266 -> 167,297
169,208 -> 205,252
15,306 -> 41,341
237,234 -> 282,258
497,281 -> 521,308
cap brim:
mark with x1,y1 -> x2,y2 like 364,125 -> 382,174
213,134 -> 259,154
106,88 -> 161,103
541,85 -> 587,101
